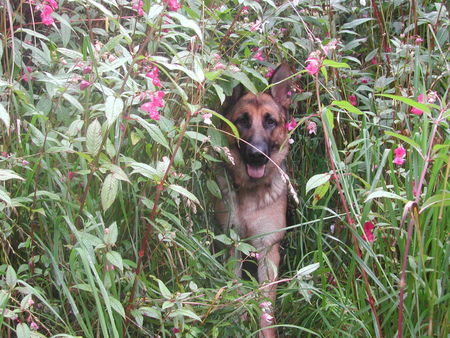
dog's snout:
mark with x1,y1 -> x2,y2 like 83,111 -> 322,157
246,142 -> 269,164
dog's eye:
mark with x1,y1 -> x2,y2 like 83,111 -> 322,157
264,115 -> 278,128
235,114 -> 250,128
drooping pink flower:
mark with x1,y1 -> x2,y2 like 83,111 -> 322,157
261,313 -> 274,323
393,145 -> 406,166
21,67 -> 33,82
145,66 -> 162,87
213,62 -> 226,71
242,6 -> 249,15
288,138 -> 294,144
45,0 -> 58,9
371,57 -> 378,65
82,65 -> 92,74
27,298 -> 34,307
253,49 -> 265,61
163,0 -> 180,11
259,301 -> 272,310
285,118 -> 297,131
265,67 -> 275,78
322,39 -> 338,55
362,221 -> 375,242
30,322 -> 39,330
410,93 -> 425,115
229,64 -> 240,73
307,121 -> 317,135
79,80 -> 91,90
415,36 -> 424,45
202,113 -> 212,125
140,91 -> 165,121
305,55 -> 321,76
360,78 -> 369,84
41,5 -> 54,26
132,0 -> 144,15
349,95 -> 357,106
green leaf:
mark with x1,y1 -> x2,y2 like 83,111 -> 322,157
169,12 -> 203,42
296,262 -> 320,278
108,296 -> 125,318
101,174 -> 119,212
365,190 -> 408,203
105,96 -> 124,127
106,251 -> 123,272
168,184 -> 200,205
202,109 -> 239,140
139,306 -> 161,320
0,187 -> 12,206
185,131 -> 210,143
341,18 -> 374,29
0,103 -> 10,129
6,265 -> 17,289
385,131 -> 424,158
86,119 -> 103,156
214,234 -> 232,245
312,180 -> 330,206
306,173 -> 331,194
421,193 -> 450,212
325,108 -> 334,129
0,169 -> 24,181
378,94 -> 431,114
169,308 -> 202,321
157,279 -> 172,299
331,100 -> 363,115
131,114 -> 170,150
102,163 -> 130,183
229,71 -> 258,94
206,179 -> 222,199
323,60 -> 351,69
16,323 -> 30,338
104,222 -> 118,246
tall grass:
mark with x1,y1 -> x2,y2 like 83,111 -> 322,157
0,0 -> 448,337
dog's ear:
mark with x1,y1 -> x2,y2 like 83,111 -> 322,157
219,83 -> 245,115
270,64 -> 292,110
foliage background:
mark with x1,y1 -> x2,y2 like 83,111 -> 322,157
0,0 -> 449,337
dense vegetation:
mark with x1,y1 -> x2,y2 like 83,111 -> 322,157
0,0 -> 449,337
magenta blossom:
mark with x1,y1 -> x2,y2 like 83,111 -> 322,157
253,49 -> 265,61
41,5 -> 54,26
393,145 -> 406,166
410,94 -> 425,115
213,62 -> 226,71
285,118 -> 297,131
349,95 -> 357,106
202,113 -> 212,125
305,56 -> 320,76
146,66 -> 162,87
363,221 -> 375,242
132,0 -> 144,15
265,67 -> 275,78
307,121 -> 317,135
163,0 -> 180,11
140,91 -> 165,121
79,80 -> 91,90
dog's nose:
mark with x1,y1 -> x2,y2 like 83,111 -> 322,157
247,142 -> 269,164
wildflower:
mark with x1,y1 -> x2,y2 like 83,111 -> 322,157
22,160 -> 29,166
307,121 -> 317,135
202,113 -> 212,125
322,39 -> 338,55
212,53 -> 221,60
362,221 -> 375,242
349,95 -> 357,106
140,91 -> 165,121
41,5 -> 54,26
132,0 -> 144,15
229,64 -> 240,73
82,65 -> 92,74
242,6 -> 249,15
415,36 -> 424,45
145,67 -> 162,87
68,171 -> 75,180
360,78 -> 369,84
79,80 -> 91,90
261,313 -> 274,323
265,67 -> 275,78
21,67 -> 33,82
27,298 -> 34,307
253,49 -> 265,61
30,322 -> 39,330
371,57 -> 377,65
410,94 -> 425,116
213,62 -> 226,71
259,301 -> 272,310
45,0 -> 58,9
305,55 -> 321,76
163,0 -> 180,11
427,91 -> 438,104
285,118 -> 297,131
172,328 -> 181,334
250,20 -> 262,32
393,145 -> 406,166
108,54 -> 117,63
288,138 -> 294,144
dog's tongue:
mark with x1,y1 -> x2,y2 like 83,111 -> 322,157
246,164 -> 266,179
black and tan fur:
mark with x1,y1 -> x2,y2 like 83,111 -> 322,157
215,64 -> 292,338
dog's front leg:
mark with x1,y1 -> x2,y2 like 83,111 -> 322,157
258,242 -> 280,338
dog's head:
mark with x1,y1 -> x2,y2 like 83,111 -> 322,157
221,64 -> 292,182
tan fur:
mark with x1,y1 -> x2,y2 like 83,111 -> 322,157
215,65 -> 292,338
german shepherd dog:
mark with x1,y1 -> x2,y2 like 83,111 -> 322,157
215,64 -> 292,338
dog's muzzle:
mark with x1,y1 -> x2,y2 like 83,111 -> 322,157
242,142 -> 269,179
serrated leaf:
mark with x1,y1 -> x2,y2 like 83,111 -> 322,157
108,296 -> 125,318
101,174 -> 118,211
169,308 -> 201,321
378,94 -> 431,114
0,169 -> 24,181
0,103 -> 10,130
323,60 -> 351,69
131,114 -> 170,150
306,173 -> 331,194
128,162 -> 160,181
6,265 -> 17,289
365,190 -> 408,203
86,119 -> 103,156
105,96 -> 124,127
157,279 -> 172,299
106,251 -> 123,272
332,100 -> 363,115
139,306 -> 162,320
168,184 -> 200,205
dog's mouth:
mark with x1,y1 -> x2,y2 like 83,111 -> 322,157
246,164 -> 266,179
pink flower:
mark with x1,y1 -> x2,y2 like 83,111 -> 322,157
41,5 -> 54,26
371,57 -> 378,65
410,93 -> 425,115
305,56 -> 320,76
22,160 -> 29,165
253,49 -> 265,61
68,171 -> 75,180
45,0 -> 58,9
163,0 -> 180,11
393,145 -> 406,166
172,328 -> 181,334
261,313 -> 274,323
285,118 -> 297,131
288,138 -> 294,144
360,78 -> 369,84
82,65 -> 92,74
30,322 -> 39,330
349,95 -> 357,106
140,91 -> 165,121
229,64 -> 240,73
145,67 -> 162,87
202,113 -> 212,125
132,0 -> 144,15
259,301 -> 272,310
21,67 -> 33,82
265,67 -> 274,78
79,80 -> 91,90
27,298 -> 34,307
242,6 -> 249,15
415,36 -> 424,45
250,20 -> 262,32
363,221 -> 375,242
213,62 -> 226,71
307,121 -> 317,135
